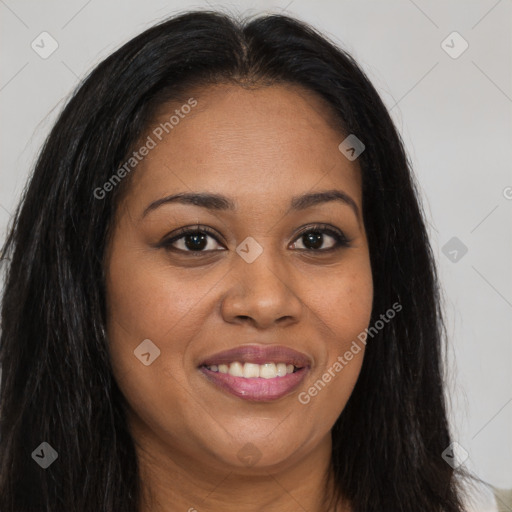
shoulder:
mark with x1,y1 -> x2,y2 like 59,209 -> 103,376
493,488 -> 512,512
458,476 -> 500,512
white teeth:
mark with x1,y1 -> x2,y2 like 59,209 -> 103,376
206,361 -> 299,378
260,363 -> 277,379
276,363 -> 287,377
228,361 -> 243,377
243,362 -> 260,378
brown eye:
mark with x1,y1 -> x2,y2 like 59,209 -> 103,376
160,225 -> 226,253
291,225 -> 351,252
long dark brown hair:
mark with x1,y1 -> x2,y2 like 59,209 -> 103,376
0,10 -> 466,511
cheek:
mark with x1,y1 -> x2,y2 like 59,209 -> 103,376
104,238 -> 204,410
105,239 -> 208,346
330,263 -> 372,374
309,254 -> 373,346
332,275 -> 373,342
104,246 -> 205,441
297,257 -> 372,421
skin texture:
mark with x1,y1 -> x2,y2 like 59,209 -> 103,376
105,83 -> 373,512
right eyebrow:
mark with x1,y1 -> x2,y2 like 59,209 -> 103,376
142,192 -> 236,218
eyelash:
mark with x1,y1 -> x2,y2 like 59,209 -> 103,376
159,223 -> 351,254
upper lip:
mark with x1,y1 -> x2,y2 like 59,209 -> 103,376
199,344 -> 311,367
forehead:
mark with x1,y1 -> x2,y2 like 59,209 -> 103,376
124,83 -> 362,213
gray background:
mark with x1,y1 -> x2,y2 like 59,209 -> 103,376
1,0 -> 511,490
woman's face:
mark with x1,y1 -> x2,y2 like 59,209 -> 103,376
106,83 -> 373,472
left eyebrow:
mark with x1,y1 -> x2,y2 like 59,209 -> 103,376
142,189 -> 360,221
288,189 -> 360,221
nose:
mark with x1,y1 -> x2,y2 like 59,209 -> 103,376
220,247 -> 303,330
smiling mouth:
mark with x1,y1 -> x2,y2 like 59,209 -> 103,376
202,361 -> 302,379
198,344 -> 311,401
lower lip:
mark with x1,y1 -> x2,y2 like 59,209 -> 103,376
199,366 -> 309,402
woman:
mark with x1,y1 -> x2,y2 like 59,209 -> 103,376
0,9 -> 484,512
